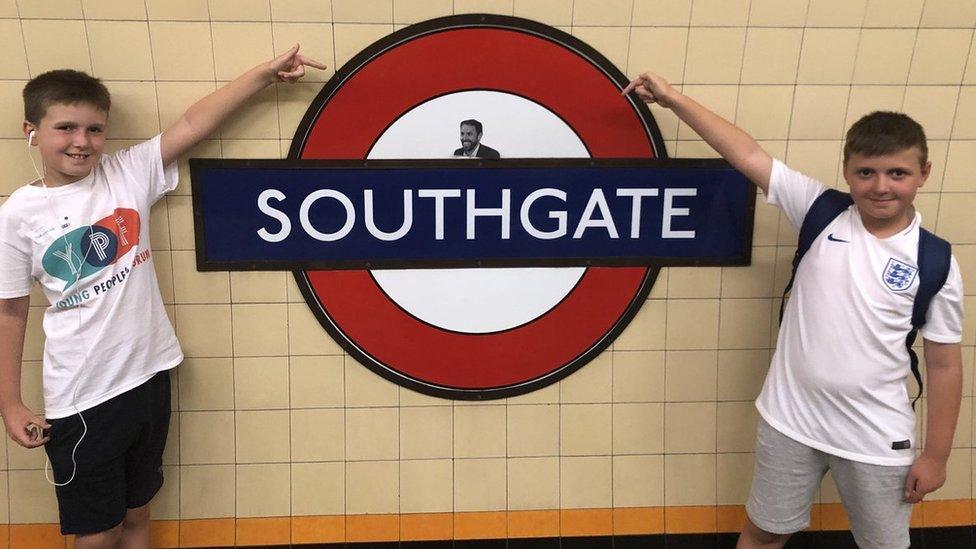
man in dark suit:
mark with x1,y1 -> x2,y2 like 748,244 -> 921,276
453,119 -> 500,158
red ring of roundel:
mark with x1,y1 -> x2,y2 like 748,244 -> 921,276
295,19 -> 661,398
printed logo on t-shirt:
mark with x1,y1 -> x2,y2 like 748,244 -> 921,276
41,208 -> 140,290
882,258 -> 917,292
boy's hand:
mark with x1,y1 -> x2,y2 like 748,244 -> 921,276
267,44 -> 328,84
1,402 -> 50,448
622,72 -> 678,108
903,453 -> 947,503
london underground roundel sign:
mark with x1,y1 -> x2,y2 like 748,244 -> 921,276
291,14 -> 665,399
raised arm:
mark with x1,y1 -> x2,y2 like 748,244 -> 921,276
623,72 -> 773,193
161,44 -> 327,166
903,339 -> 963,503
0,296 -> 48,448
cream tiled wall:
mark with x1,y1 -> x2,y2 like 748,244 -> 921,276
1,0 -> 975,530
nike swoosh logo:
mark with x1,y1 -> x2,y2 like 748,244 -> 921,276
827,233 -> 849,243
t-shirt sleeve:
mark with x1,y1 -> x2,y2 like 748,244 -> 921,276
0,209 -> 33,298
765,158 -> 828,231
921,255 -> 965,343
110,134 -> 179,205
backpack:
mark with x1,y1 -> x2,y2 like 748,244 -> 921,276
780,188 -> 952,409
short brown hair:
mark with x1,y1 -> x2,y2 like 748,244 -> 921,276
843,111 -> 927,166
23,69 -> 111,124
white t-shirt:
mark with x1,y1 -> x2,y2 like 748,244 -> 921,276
0,135 -> 183,419
756,159 -> 964,466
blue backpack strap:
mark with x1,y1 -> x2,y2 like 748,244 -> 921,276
779,189 -> 854,323
905,228 -> 952,409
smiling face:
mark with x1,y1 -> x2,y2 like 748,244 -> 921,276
459,123 -> 481,153
843,146 -> 929,237
26,102 -> 107,186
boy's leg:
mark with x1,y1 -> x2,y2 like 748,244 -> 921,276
740,418 -> 828,547
72,524 -> 123,549
120,504 -> 151,549
828,456 -> 912,549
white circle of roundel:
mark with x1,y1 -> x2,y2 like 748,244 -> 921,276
368,90 -> 587,334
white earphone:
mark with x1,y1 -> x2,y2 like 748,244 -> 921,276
28,129 -> 35,146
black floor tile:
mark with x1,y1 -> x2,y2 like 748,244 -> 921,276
508,537 -> 559,549
665,533 -> 718,548
615,534 -> 666,548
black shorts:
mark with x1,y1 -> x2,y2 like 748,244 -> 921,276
45,370 -> 172,535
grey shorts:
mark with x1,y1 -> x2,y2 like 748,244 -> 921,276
746,418 -> 912,549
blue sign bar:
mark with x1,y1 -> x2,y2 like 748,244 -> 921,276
190,158 -> 755,271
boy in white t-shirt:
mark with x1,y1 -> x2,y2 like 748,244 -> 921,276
623,73 -> 964,548
0,47 -> 325,549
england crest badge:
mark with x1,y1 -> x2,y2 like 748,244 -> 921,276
883,258 -> 918,292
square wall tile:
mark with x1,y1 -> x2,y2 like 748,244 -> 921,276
292,462 -> 344,515
277,81 -> 323,137
508,456 -> 559,510
146,0 -> 209,20
748,0 -> 807,26
150,22 -> 216,81
807,0 -> 866,26
953,87 -> 976,139
614,455 -> 664,507
180,464 -> 236,519
271,0 -> 332,21
561,403 -> 612,455
665,350 -> 717,402
560,456 -> 612,508
88,21 -> 154,80
507,404 -> 558,457
614,300 -> 665,350
717,401 -> 759,452
909,29 -> 971,85
288,302 -> 344,354
936,193 -> 976,243
346,407 -> 398,461
665,453 -> 716,506
172,250 -> 231,303
0,21 -> 29,79
573,0 -> 632,26
666,299 -> 719,350
230,271 -> 288,303
677,86 -> 738,139
735,86 -> 793,140
513,0 -> 572,26
175,304 -> 232,357
921,0 -> 976,26
23,20 -> 91,75
178,357 -> 234,410
17,0 -> 83,17
612,350 -> 665,402
103,82 -> 160,139
717,350 -> 769,401
8,471 -> 59,523
797,29 -> 859,85
722,246 -> 777,298
232,303 -> 288,356
237,464 -> 290,517
218,84 -> 279,139
572,27 -> 630,72
290,355 -> 344,407
212,22 -> 274,81
719,298 -> 773,349
942,141 -> 976,193
667,267 -> 721,298
210,0 -> 271,20
853,29 -> 916,85
790,86 -> 850,140
741,29 -> 802,85
345,359 -> 399,407
684,28 -> 746,84
400,459 -> 453,513
82,0 -> 147,19
235,356 -> 289,409
334,23 -> 393,68
845,86 -> 906,131
903,87 -> 959,141
627,28 -> 687,88
454,0 -> 514,14
455,458 -> 507,512
560,351 -> 611,403
784,141 -> 842,188
690,0 -> 750,25
632,0 -> 693,26
455,405 -> 506,458
665,402 -> 717,453
292,408 -> 344,461
400,406 -> 453,459
613,402 -> 664,454
236,409 -> 290,463
347,460 -> 399,513
332,0 -> 393,22
717,453 -> 754,505
863,0 -> 923,26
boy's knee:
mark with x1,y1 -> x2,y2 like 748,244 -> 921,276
123,505 -> 150,529
74,524 -> 123,549
739,518 -> 791,548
